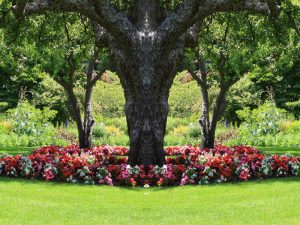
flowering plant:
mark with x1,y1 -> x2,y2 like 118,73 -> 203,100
0,145 -> 299,187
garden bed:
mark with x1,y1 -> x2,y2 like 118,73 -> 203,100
0,145 -> 299,187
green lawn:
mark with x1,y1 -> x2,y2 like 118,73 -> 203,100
1,146 -> 299,156
258,147 -> 300,156
0,177 -> 299,225
0,147 -> 36,155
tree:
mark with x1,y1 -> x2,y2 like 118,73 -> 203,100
239,0 -> 300,119
32,14 -> 109,148
187,14 -> 259,148
1,7 -> 110,148
10,0 -> 284,166
0,23 -> 45,111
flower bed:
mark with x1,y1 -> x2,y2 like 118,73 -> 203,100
0,145 -> 299,187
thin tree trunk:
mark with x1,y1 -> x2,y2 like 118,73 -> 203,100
82,84 -> 94,148
64,84 -> 86,148
199,76 -> 212,148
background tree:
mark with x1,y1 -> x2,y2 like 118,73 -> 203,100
0,14 -> 44,111
187,14 -> 260,148
1,6 -> 111,148
31,14 -> 109,148
185,0 -> 300,148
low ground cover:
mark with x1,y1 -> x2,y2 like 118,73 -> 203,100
1,145 -> 299,187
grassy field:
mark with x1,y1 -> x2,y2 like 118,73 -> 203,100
0,177 -> 299,225
0,147 -> 36,155
258,147 -> 300,156
0,146 -> 299,156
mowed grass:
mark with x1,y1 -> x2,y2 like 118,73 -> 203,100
258,147 -> 300,156
0,177 -> 299,225
0,147 -> 36,155
1,146 -> 299,156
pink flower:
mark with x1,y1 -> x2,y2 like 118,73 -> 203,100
105,177 -> 113,186
180,176 -> 188,186
239,170 -> 250,181
43,170 -> 54,181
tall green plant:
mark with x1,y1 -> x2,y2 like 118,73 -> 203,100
9,101 -> 56,136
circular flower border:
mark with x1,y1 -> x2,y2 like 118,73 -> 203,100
0,145 -> 299,187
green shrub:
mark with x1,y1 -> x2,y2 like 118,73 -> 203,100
0,120 -> 13,134
94,135 -> 129,146
281,120 -> 300,134
93,77 -> 125,118
93,123 -> 106,138
187,123 -> 201,138
237,102 -> 291,136
97,117 -> 127,133
8,101 -> 56,137
169,73 -> 201,117
225,133 -> 300,148
166,117 -> 190,135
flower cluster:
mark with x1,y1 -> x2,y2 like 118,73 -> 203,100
0,145 -> 299,187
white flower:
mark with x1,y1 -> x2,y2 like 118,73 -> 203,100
144,184 -> 150,188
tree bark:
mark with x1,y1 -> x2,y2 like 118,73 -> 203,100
117,42 -> 174,167
125,94 -> 168,167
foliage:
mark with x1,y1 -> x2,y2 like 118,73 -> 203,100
93,123 -> 107,138
8,101 -> 56,137
93,74 -> 126,118
224,75 -> 261,123
280,120 -> 300,134
169,72 -> 201,117
0,120 -> 12,134
237,102 -> 291,136
32,75 -> 69,124
223,103 -> 300,147
0,28 -> 45,111
173,126 -> 188,137
0,133 -> 68,148
226,133 -> 300,148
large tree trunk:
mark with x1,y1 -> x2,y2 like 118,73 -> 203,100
118,52 -> 172,166
125,93 -> 168,167
109,0 -> 182,166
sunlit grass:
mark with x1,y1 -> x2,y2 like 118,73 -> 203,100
0,177 -> 299,225
1,146 -> 300,156
258,147 -> 300,156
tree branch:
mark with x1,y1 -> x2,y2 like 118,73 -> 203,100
13,0 -> 137,50
12,0 -> 27,18
158,0 -> 278,53
92,22 -> 109,48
